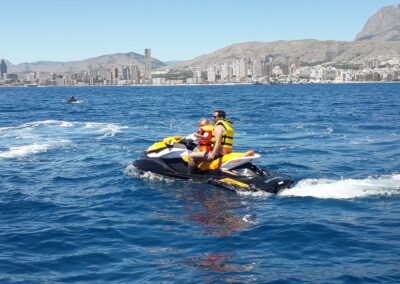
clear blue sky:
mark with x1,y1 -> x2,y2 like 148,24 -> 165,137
1,0 -> 399,64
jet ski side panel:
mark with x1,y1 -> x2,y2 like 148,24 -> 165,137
133,157 -> 176,176
134,157 -> 293,194
134,156 -> 215,181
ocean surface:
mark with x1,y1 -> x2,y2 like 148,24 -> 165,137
0,84 -> 399,283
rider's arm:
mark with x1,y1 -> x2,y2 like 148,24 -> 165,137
207,125 -> 222,160
194,132 -> 208,139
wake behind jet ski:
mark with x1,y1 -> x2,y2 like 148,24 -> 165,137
133,135 -> 294,194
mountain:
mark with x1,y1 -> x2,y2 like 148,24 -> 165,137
169,5 -> 400,69
171,39 -> 400,68
9,52 -> 166,73
356,5 -> 400,41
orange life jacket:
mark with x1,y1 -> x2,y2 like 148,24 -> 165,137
197,124 -> 213,151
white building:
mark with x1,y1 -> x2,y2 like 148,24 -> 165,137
207,66 -> 216,83
152,77 -> 166,85
192,69 -> 202,79
252,59 -> 262,81
220,62 -> 229,82
231,58 -> 249,82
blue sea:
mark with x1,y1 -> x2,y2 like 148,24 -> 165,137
1,84 -> 399,283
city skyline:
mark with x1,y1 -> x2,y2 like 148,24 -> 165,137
1,0 -> 400,64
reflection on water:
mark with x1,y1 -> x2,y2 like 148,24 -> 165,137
186,252 -> 256,282
182,187 -> 254,237
179,187 -> 257,282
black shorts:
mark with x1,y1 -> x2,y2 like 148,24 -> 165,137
204,151 -> 223,160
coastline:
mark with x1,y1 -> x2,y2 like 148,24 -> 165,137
1,81 -> 399,88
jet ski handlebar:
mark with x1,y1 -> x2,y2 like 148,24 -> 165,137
185,133 -> 198,141
180,137 -> 198,151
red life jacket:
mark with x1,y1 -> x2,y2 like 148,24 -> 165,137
198,124 -> 213,151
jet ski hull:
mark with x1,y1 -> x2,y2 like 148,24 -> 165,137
133,156 -> 293,194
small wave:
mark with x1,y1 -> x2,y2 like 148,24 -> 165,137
0,120 -> 73,132
242,214 -> 259,224
124,164 -> 175,183
85,122 -> 129,137
0,120 -> 126,159
0,143 -> 50,158
279,174 -> 400,199
237,190 -> 272,198
0,120 -> 128,138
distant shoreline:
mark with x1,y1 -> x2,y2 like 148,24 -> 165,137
0,81 -> 399,88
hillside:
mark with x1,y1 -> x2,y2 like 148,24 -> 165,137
9,52 -> 166,73
171,39 -> 400,68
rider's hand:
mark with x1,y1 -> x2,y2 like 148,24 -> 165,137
206,152 -> 215,161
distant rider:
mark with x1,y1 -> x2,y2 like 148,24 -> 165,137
67,96 -> 78,103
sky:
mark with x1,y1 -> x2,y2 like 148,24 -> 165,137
1,0 -> 400,64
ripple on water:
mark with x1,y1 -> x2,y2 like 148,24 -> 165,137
1,85 -> 400,283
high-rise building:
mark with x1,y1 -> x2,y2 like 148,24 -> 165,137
207,66 -> 216,83
114,67 -> 119,79
284,57 -> 290,75
239,58 -> 248,81
130,65 -> 140,84
122,66 -> 131,80
0,59 -> 7,78
232,59 -> 241,80
295,57 -> 301,71
106,68 -> 113,84
262,55 -> 274,76
220,62 -> 229,82
144,48 -> 152,84
252,59 -> 262,80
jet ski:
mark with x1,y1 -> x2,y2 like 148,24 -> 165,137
133,135 -> 293,194
67,96 -> 79,103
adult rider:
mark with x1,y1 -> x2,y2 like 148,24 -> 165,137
188,110 -> 234,174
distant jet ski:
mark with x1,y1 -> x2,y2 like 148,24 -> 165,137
133,135 -> 293,194
66,96 -> 79,103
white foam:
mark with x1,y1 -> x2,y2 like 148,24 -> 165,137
279,174 -> 400,199
98,124 -> 128,137
124,164 -> 175,183
242,214 -> 259,224
0,144 -> 50,158
0,120 -> 71,132
237,189 -> 272,198
59,121 -> 75,127
0,120 -> 127,159
0,120 -> 127,137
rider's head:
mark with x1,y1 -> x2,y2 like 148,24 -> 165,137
212,110 -> 226,123
198,118 -> 210,127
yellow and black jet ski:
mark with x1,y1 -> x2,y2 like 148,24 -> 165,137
133,135 -> 293,194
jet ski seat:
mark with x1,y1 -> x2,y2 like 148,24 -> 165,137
197,150 -> 257,171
